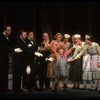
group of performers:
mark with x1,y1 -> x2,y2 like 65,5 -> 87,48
0,25 -> 100,93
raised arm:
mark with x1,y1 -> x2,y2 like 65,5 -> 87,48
51,48 -> 58,59
65,47 -> 74,57
74,45 -> 88,60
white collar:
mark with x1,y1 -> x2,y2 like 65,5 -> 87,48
3,32 -> 7,36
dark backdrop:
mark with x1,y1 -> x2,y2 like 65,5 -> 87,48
0,1 -> 100,43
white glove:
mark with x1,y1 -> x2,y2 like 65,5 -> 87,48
28,44 -> 32,48
26,65 -> 31,75
48,57 -> 54,62
14,48 -> 23,53
67,57 -> 72,62
34,52 -> 43,57
45,58 -> 48,61
73,45 -> 77,48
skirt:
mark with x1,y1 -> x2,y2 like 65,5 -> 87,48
46,54 -> 56,79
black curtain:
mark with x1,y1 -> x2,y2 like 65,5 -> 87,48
0,1 -> 100,43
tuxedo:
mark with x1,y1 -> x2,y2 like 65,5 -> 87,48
22,38 -> 37,90
0,32 -> 11,92
13,37 -> 35,92
38,41 -> 51,90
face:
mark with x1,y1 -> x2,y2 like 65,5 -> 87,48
64,38 -> 69,43
42,33 -> 49,41
74,38 -> 80,44
21,32 -> 27,40
56,34 -> 62,42
28,32 -> 34,40
71,36 -> 75,42
4,26 -> 11,36
85,39 -> 91,44
59,49 -> 64,55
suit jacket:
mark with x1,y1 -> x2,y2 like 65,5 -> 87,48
26,38 -> 37,54
13,38 -> 35,66
37,40 -> 51,64
0,33 -> 11,61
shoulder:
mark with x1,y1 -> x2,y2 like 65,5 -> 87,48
50,40 -> 55,43
82,41 -> 85,46
16,38 -> 24,45
92,42 -> 99,46
37,40 -> 43,46
0,33 -> 5,39
68,42 -> 71,44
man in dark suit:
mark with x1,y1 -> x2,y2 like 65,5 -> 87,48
0,25 -> 12,92
23,31 -> 38,92
28,32 -> 39,91
38,32 -> 51,91
13,30 -> 35,92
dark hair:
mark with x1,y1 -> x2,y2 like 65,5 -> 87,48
28,31 -> 35,36
3,24 -> 11,31
86,34 -> 93,42
18,29 -> 26,36
54,33 -> 63,39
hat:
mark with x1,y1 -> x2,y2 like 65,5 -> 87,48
85,35 -> 90,39
85,34 -> 93,40
74,34 -> 81,38
64,34 -> 70,38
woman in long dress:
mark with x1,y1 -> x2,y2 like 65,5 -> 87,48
68,34 -> 85,89
62,33 -> 71,88
84,35 -> 100,91
46,33 -> 63,89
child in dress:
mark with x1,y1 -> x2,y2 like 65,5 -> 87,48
51,45 -> 74,91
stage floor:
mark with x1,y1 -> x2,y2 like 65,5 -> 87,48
0,76 -> 100,99
0,88 -> 100,99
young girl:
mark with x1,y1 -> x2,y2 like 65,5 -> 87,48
51,45 -> 74,91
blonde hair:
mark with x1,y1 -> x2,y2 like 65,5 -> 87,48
54,33 -> 63,39
56,45 -> 65,52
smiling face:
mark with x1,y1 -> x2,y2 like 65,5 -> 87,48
21,32 -> 27,40
56,35 -> 62,42
74,37 -> 81,45
28,32 -> 35,40
55,33 -> 63,42
64,38 -> 69,43
85,38 -> 92,45
59,49 -> 64,55
4,26 -> 12,36
71,35 -> 76,44
42,32 -> 49,41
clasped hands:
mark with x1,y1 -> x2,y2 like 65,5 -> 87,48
67,57 -> 75,62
